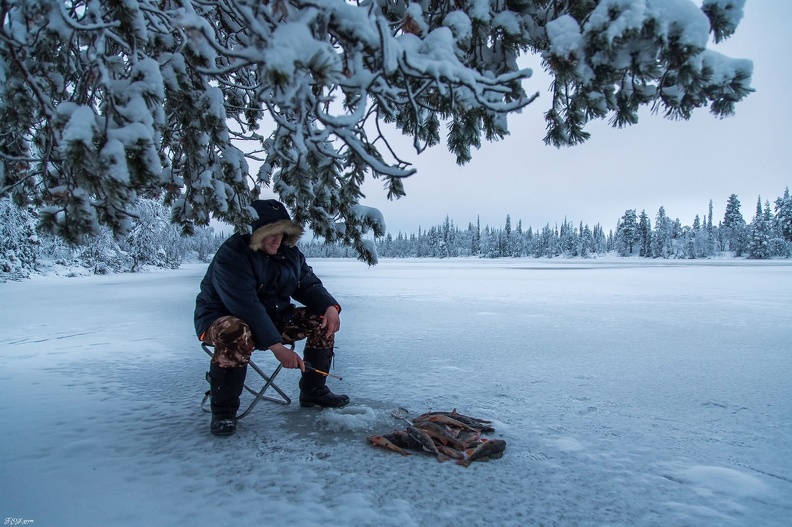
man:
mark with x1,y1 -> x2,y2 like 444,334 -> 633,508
195,199 -> 349,436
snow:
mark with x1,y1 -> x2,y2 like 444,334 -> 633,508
405,3 -> 429,35
651,0 -> 710,48
468,0 -> 492,24
585,0 -> 710,48
2,258 -> 790,526
546,15 -> 583,59
351,204 -> 386,231
60,105 -> 97,147
700,49 -> 753,87
442,10 -> 472,45
492,10 -> 522,36
130,58 -> 165,101
266,22 -> 330,79
398,28 -> 471,83
100,139 -> 131,184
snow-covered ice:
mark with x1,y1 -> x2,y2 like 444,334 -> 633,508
1,258 -> 790,526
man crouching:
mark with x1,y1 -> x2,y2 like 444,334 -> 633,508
194,199 -> 349,436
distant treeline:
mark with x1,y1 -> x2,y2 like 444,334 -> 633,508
300,191 -> 792,261
3,189 -> 791,281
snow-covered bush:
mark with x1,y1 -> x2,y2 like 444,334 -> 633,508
79,228 -> 131,273
119,199 -> 184,272
187,226 -> 226,263
0,198 -> 38,280
768,238 -> 791,258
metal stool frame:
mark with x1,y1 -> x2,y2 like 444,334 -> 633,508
201,342 -> 292,419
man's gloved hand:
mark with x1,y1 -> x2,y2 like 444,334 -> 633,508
269,342 -> 305,372
320,305 -> 341,338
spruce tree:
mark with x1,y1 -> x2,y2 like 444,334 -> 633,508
617,209 -> 639,255
653,207 -> 674,258
774,188 -> 792,242
471,217 -> 481,256
723,193 -> 747,255
638,210 -> 652,257
748,199 -> 773,259
514,220 -> 524,257
723,194 -> 746,228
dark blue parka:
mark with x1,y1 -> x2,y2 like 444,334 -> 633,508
194,201 -> 338,350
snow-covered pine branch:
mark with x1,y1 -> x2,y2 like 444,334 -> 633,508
0,0 -> 752,264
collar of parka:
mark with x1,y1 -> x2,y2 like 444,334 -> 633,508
249,219 -> 304,252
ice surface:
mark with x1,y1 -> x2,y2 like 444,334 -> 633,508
1,258 -> 790,526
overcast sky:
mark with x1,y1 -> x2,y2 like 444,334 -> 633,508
350,1 -> 792,235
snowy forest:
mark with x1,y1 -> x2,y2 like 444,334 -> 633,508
0,197 -> 224,280
2,187 -> 790,281
302,189 -> 792,259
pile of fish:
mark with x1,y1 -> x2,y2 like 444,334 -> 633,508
367,409 -> 506,467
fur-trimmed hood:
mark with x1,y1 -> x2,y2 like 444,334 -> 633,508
248,200 -> 304,251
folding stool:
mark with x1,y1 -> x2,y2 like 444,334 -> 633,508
201,342 -> 292,419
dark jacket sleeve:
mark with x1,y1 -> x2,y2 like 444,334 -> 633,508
290,250 -> 339,314
210,243 -> 283,349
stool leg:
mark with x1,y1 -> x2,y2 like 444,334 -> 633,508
207,363 -> 247,435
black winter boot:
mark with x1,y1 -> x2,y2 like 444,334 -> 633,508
207,363 -> 247,435
300,348 -> 349,408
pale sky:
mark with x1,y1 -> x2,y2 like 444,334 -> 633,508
354,1 -> 792,235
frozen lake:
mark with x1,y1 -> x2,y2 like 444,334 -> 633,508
1,258 -> 790,526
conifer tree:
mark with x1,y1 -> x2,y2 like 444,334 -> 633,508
638,210 -> 652,257
748,199 -> 773,259
653,206 -> 674,258
723,194 -> 746,228
0,0 -> 754,263
722,193 -> 747,255
593,224 -> 607,255
774,187 -> 792,242
617,209 -> 639,255
471,217 -> 481,256
525,225 -> 535,256
514,219 -> 524,257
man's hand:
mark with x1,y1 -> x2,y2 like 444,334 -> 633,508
320,305 -> 341,338
269,343 -> 305,372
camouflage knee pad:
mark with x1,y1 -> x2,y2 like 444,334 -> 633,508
280,308 -> 335,349
204,316 -> 255,367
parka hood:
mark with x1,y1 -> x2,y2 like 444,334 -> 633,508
248,200 -> 303,251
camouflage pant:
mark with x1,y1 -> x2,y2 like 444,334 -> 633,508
203,308 -> 334,367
